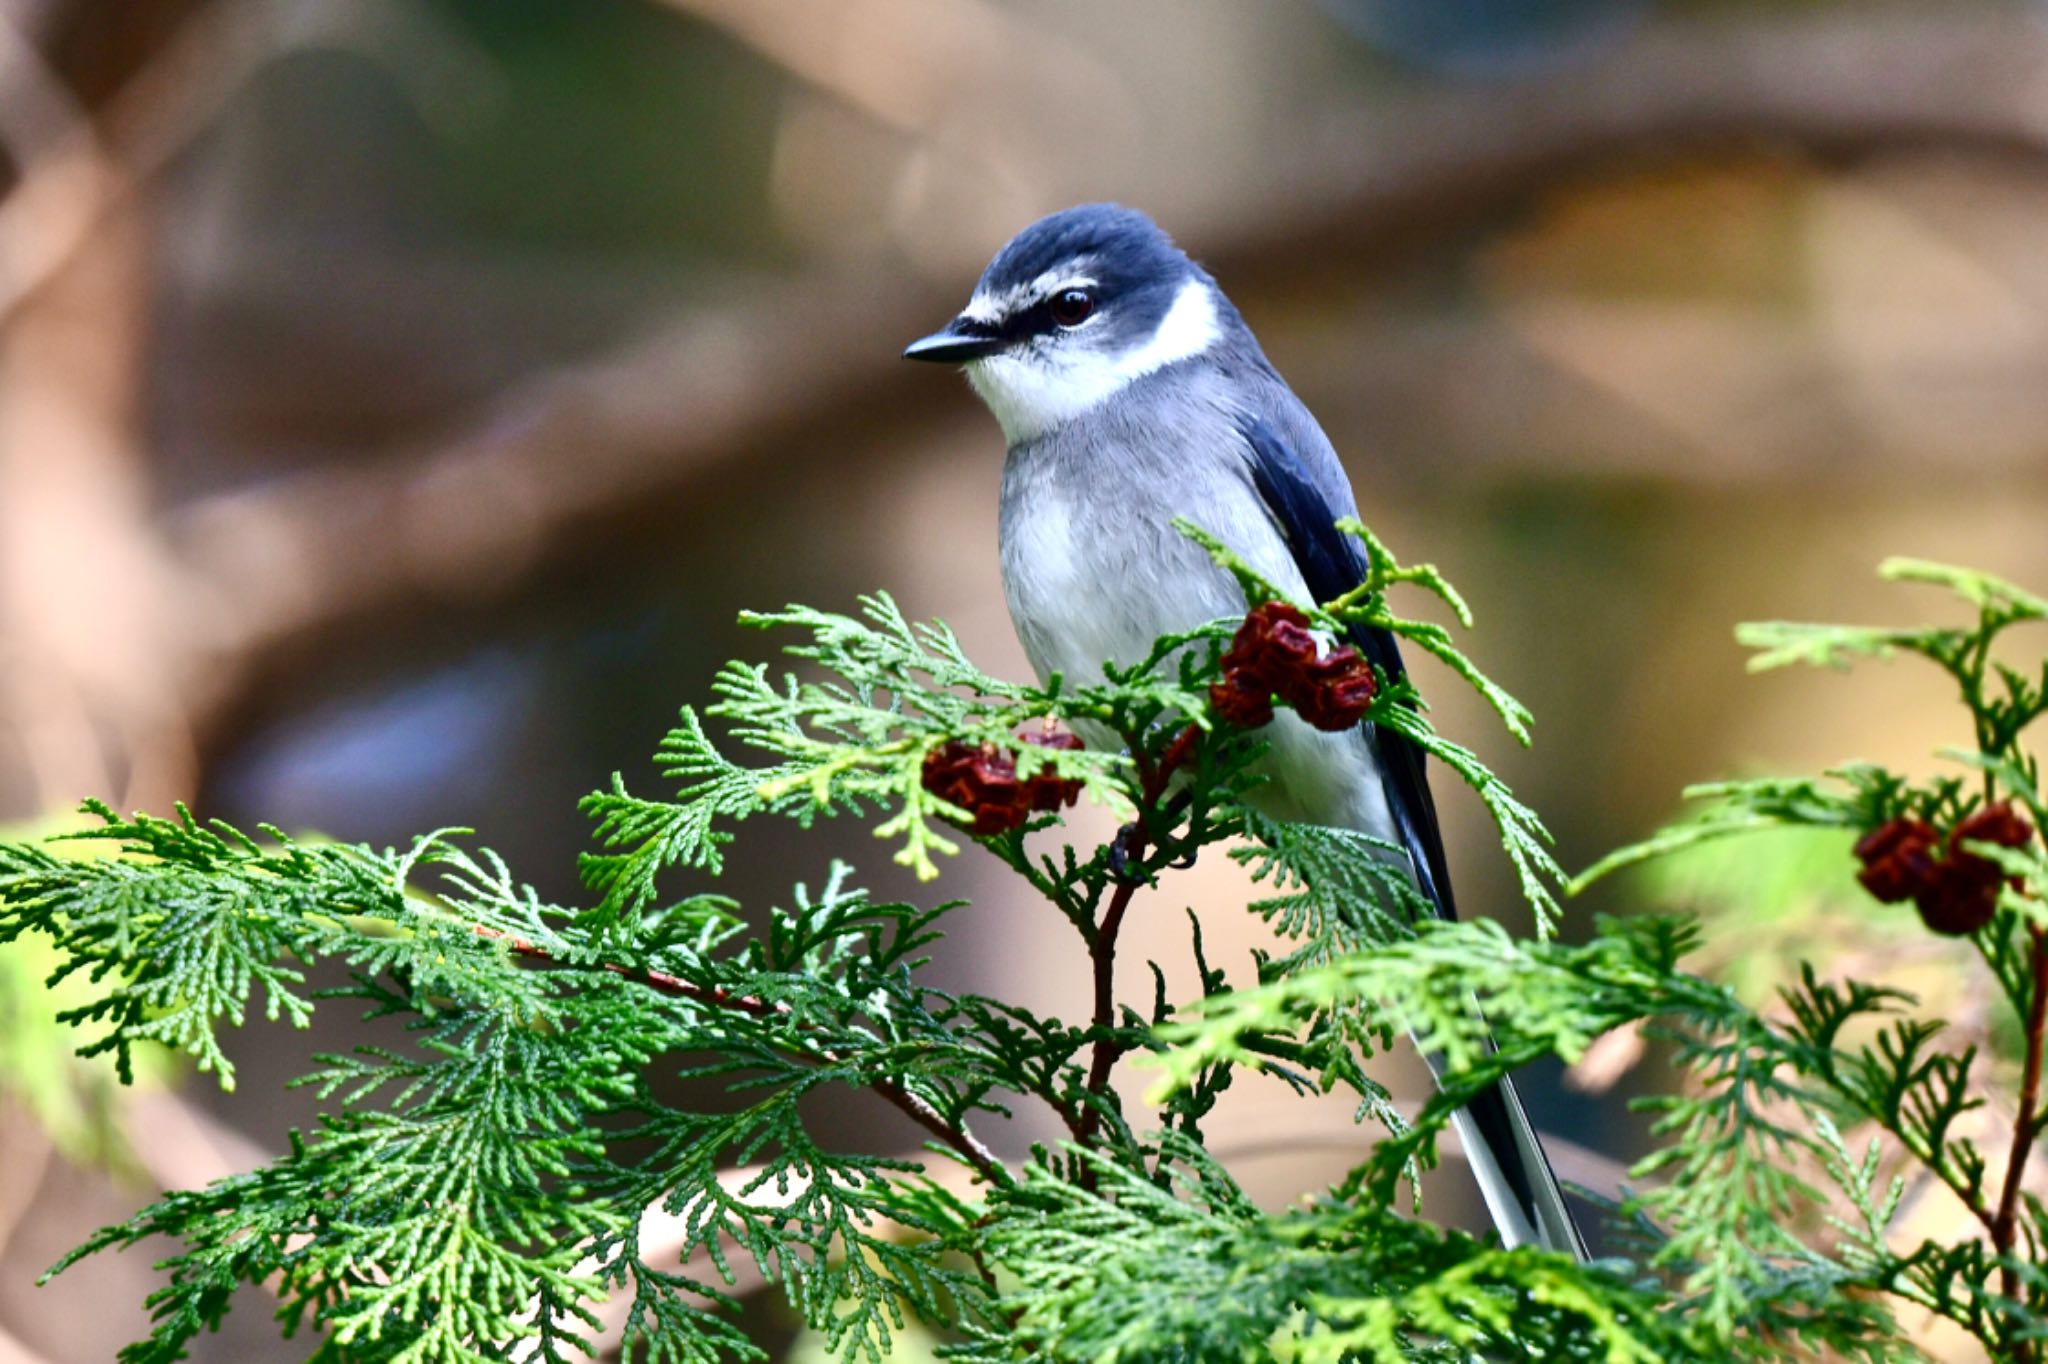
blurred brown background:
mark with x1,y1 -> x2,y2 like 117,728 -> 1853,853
5,0 -> 2048,1358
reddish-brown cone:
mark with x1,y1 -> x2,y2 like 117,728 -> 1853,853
1211,601 -> 1379,732
1019,726 -> 1086,813
1945,799 -> 2036,903
1854,806 -> 2033,936
1951,801 -> 2034,859
921,726 -> 1086,836
1221,603 -> 1321,692
1853,817 -> 1941,904
1288,650 -> 1380,732
921,741 -> 1025,835
1208,676 -> 1275,728
1914,853 -> 2004,936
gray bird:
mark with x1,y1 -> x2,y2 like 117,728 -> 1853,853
903,202 -> 1587,1259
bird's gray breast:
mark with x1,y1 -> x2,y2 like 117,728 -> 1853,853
997,387 -> 1286,690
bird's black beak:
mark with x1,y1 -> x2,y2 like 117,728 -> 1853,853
902,318 -> 1003,364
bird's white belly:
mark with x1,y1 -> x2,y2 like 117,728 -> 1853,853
1006,523 -> 1229,693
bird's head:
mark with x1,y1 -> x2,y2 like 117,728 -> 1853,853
903,203 -> 1226,445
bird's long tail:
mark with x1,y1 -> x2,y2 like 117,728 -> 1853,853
1343,627 -> 1588,1258
1431,1048 -> 1589,1258
1361,727 -> 1589,1259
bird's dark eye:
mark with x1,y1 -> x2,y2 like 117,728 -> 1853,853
1048,288 -> 1095,327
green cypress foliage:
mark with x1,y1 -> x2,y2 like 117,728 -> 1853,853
2,528 -> 2044,1361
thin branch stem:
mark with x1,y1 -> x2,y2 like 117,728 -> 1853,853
473,925 -> 1006,1184
1074,724 -> 1201,1159
1994,925 -> 2048,1341
1082,887 -> 1138,1105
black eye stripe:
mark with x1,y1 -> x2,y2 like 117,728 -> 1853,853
1000,292 -> 1095,341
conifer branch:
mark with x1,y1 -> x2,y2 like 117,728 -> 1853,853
20,534 -> 2045,1360
476,923 -> 1005,1184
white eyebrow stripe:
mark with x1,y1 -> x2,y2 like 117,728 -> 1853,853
962,262 -> 1100,325
959,293 -> 1007,325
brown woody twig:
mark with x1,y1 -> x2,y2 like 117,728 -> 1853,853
1073,723 -> 1202,1157
1993,924 -> 2048,1352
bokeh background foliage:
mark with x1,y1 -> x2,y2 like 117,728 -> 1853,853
3,0 -> 2048,1358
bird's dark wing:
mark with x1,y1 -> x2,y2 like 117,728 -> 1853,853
1238,415 -> 1457,922
1238,415 -> 1588,1258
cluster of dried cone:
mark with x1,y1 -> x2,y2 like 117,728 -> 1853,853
1855,803 -> 2035,935
921,726 -> 1086,836
1207,602 -> 1379,731
920,600 -> 1383,837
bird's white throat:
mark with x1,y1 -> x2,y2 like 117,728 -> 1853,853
966,278 -> 1222,445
